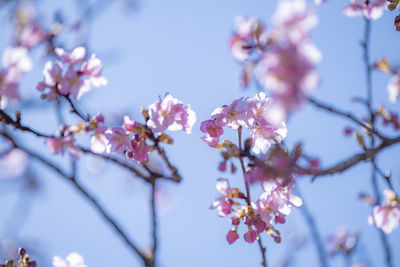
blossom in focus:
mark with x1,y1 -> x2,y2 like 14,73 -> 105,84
342,0 -> 387,20
226,229 -> 240,244
105,127 -> 132,153
53,252 -> 88,267
368,189 -> 400,234
201,93 -> 287,153
247,93 -> 287,153
127,133 -> 149,162
37,46 -> 107,100
210,178 -> 234,217
147,93 -> 196,134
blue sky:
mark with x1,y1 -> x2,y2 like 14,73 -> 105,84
1,0 -> 400,267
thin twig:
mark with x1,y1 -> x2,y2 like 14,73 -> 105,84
362,18 -> 393,267
297,189 -> 329,267
63,95 -> 90,121
0,109 -> 54,138
150,180 -> 158,267
307,97 -> 385,140
237,126 -> 267,267
297,136 -> 400,179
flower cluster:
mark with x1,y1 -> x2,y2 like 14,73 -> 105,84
104,93 -> 196,162
210,172 -> 302,244
46,93 -> 196,163
37,46 -> 107,100
229,0 -> 320,116
201,92 -> 287,154
204,92 -> 301,245
343,0 -> 387,20
368,189 -> 400,234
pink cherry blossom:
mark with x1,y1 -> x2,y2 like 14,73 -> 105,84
200,119 -> 223,138
387,72 -> 400,103
368,189 -> 400,234
327,227 -> 358,256
0,70 -> 20,103
256,41 -> 320,114
273,0 -> 318,43
244,228 -> 258,244
343,0 -> 387,20
105,127 -> 132,153
147,93 -> 196,134
53,252 -> 88,267
210,178 -> 234,217
247,93 -> 287,153
211,97 -> 248,130
369,204 -> 400,234
46,136 -> 82,160
55,47 -> 86,66
2,46 -> 32,73
0,149 -> 28,179
127,134 -> 149,162
226,229 -> 239,244
17,23 -> 47,49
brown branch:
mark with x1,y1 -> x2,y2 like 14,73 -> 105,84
0,109 -> 54,138
63,95 -> 90,121
150,181 -> 158,267
297,189 -> 329,267
307,97 -> 385,140
237,127 -> 267,267
297,136 -> 400,179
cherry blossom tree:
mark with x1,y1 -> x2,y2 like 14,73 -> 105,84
0,0 -> 399,267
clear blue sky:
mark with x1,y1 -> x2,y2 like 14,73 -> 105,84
0,0 -> 399,267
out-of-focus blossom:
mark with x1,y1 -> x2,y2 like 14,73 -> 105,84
53,252 -> 88,267
256,41 -> 320,113
273,0 -> 318,42
387,73 -> 400,103
342,0 -> 387,20
17,23 -> 47,49
327,227 -> 358,256
147,93 -> 196,134
46,135 -> 82,160
369,189 -> 400,234
55,47 -> 86,66
229,16 -> 266,62
0,149 -> 28,179
395,14 -> 400,31
2,46 -> 32,73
